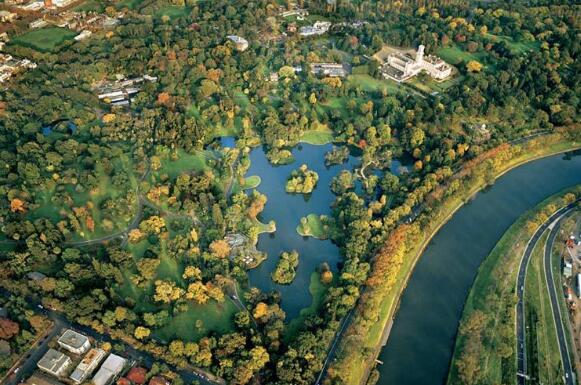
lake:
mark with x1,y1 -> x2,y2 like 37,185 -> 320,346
245,143 -> 360,319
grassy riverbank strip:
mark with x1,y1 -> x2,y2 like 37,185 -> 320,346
328,132 -> 580,385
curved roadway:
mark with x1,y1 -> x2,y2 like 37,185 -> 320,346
516,200 -> 579,384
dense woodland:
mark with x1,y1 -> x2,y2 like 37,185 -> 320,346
0,0 -> 580,384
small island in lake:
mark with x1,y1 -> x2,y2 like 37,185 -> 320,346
271,250 -> 300,285
285,164 -> 319,194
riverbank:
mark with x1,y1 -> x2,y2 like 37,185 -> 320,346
328,132 -> 581,385
447,186 -> 579,385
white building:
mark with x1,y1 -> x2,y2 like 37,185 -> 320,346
29,19 -> 49,29
92,354 -> 127,385
74,30 -> 92,41
37,349 -> 72,377
70,348 -> 106,384
227,35 -> 248,51
299,21 -> 331,37
310,63 -> 348,77
0,11 -> 18,23
382,45 -> 451,82
58,329 -> 91,355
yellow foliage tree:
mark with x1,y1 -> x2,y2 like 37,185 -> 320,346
466,60 -> 483,73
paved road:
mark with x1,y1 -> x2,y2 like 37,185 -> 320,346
0,289 -> 217,385
515,200 -> 579,384
544,211 -> 576,385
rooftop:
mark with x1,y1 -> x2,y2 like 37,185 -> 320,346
37,349 -> 70,374
58,329 -> 89,350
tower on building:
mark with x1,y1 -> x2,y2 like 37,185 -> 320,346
416,44 -> 425,64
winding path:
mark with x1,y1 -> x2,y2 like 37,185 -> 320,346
516,200 -> 579,384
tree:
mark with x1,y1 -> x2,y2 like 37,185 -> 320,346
134,326 -> 151,340
209,240 -> 230,258
0,318 -> 19,339
466,60 -> 483,73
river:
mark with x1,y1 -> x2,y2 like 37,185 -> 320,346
377,150 -> 581,385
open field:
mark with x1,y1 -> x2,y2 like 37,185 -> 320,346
154,5 -> 190,19
73,0 -> 104,12
296,213 -> 328,239
436,45 -> 489,66
12,28 -> 76,52
347,74 -> 401,94
408,73 -> 463,94
154,300 -> 238,342
27,155 -> 139,241
484,34 -> 540,54
300,125 -> 334,145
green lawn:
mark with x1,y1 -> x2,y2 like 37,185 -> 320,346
241,175 -> 261,189
12,27 -> 76,52
115,0 -> 144,10
347,74 -> 400,94
300,124 -> 334,145
252,218 -> 276,234
27,155 -> 138,241
408,74 -> 463,94
154,5 -> 190,19
155,149 -> 213,179
73,0 -> 104,12
296,214 -> 329,239
484,34 -> 540,54
436,45 -> 488,66
154,300 -> 238,342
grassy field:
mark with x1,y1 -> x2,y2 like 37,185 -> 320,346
241,175 -> 261,189
525,231 -> 563,384
155,149 -> 213,179
154,5 -> 190,19
154,300 -> 238,342
300,124 -> 334,145
73,0 -> 104,12
336,137 -> 581,385
408,74 -> 463,94
484,34 -> 540,54
436,45 -> 488,66
27,156 -> 139,241
296,214 -> 328,239
115,0 -> 144,10
12,27 -> 76,52
285,272 -> 331,341
347,74 -> 401,94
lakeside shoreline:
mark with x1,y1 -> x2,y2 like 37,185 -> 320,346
353,138 -> 581,385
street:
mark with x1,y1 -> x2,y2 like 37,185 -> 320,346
515,199 -> 579,384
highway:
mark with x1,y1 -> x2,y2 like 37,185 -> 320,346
515,200 -> 579,384
544,210 -> 576,385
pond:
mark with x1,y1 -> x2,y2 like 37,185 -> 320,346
377,150 -> 581,385
245,143 -> 360,319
